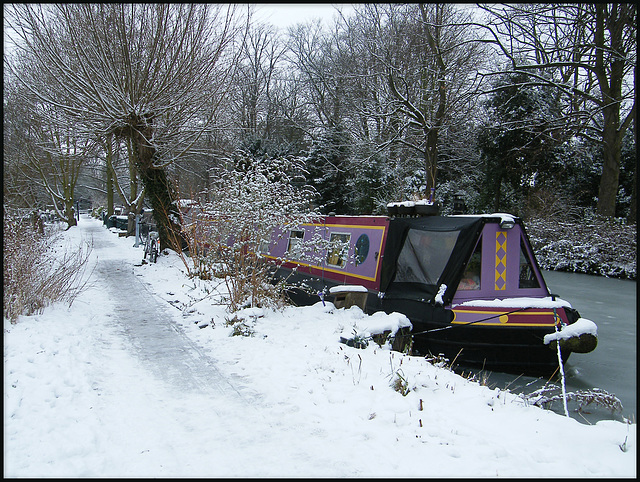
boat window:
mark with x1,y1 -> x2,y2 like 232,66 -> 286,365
519,238 -> 540,288
326,232 -> 351,268
258,236 -> 271,255
354,234 -> 370,266
394,229 -> 460,285
458,238 -> 482,290
286,229 -> 305,258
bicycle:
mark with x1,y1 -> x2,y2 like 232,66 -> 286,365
141,221 -> 159,263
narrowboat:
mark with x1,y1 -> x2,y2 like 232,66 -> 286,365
265,207 -> 598,375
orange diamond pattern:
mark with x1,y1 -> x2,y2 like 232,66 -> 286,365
495,231 -> 507,290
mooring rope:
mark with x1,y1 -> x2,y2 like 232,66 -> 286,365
408,306 -> 534,336
553,305 -> 570,416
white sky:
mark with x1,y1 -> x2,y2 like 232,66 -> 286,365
252,3 -> 355,29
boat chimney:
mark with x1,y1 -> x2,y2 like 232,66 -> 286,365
452,192 -> 466,215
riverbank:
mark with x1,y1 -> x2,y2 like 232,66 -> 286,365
526,215 -> 636,280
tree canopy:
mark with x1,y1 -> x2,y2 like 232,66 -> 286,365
4,3 -> 636,226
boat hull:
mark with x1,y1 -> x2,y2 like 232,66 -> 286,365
410,321 -> 569,375
278,271 -> 573,375
378,297 -> 578,375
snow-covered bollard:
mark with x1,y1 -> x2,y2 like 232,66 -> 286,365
339,311 -> 413,352
543,318 -> 598,354
329,285 -> 369,310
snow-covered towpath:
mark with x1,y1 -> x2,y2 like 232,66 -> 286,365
4,216 -> 636,477
92,223 -> 248,400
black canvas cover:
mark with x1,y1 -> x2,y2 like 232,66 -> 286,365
381,216 -> 484,305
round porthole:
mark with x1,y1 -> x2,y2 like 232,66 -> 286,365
355,234 -> 370,265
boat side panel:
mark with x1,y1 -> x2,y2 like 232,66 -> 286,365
267,216 -> 389,291
452,222 -> 549,303
451,306 -> 569,327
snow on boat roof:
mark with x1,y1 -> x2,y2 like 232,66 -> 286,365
452,296 -> 572,309
452,213 -> 517,225
329,285 -> 368,294
387,200 -> 437,207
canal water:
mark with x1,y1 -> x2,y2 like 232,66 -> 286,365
456,270 -> 636,425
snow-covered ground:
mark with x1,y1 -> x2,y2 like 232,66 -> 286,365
4,215 -> 636,477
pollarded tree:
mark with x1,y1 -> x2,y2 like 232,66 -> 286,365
5,4 -> 243,249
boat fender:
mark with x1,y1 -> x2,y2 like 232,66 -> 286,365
543,318 -> 598,354
559,333 -> 598,354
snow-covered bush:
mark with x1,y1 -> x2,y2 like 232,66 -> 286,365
181,153 -> 320,311
91,206 -> 105,220
524,386 -> 623,416
527,214 -> 636,279
3,208 -> 94,322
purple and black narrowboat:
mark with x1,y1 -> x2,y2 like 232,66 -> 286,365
265,208 -> 598,375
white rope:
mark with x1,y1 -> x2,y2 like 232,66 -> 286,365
554,307 -> 569,417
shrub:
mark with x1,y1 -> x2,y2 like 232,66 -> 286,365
391,370 -> 411,396
524,386 -> 623,415
526,213 -> 636,280
179,153 -> 320,312
3,208 -> 94,322
91,206 -> 105,219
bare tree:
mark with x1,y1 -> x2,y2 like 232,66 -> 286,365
382,4 -> 488,198
476,4 -> 636,218
5,4 -> 243,248
286,19 -> 351,132
3,72 -> 46,209
25,104 -> 95,228
280,4 -> 488,209
231,21 -> 287,142
3,65 -> 90,227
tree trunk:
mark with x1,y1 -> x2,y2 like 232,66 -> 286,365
106,166 -> 114,217
126,145 -> 141,237
64,197 -> 77,229
105,140 -> 115,217
425,128 -> 438,196
130,119 -> 183,251
596,107 -> 621,217
628,119 -> 637,224
593,4 -> 628,218
420,3 -> 446,200
493,179 -> 502,213
596,146 -> 620,218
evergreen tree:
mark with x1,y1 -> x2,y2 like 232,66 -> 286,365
477,70 -> 563,213
305,125 -> 352,214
